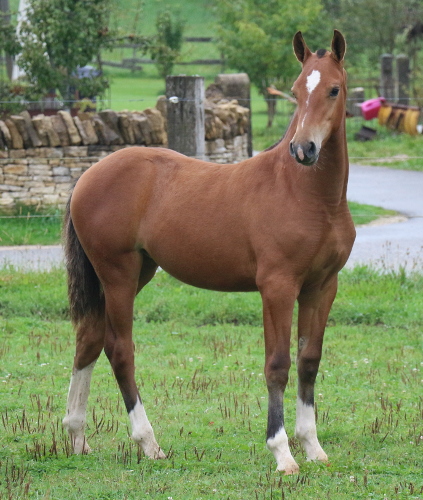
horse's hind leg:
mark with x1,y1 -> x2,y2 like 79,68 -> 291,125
63,307 -> 105,454
100,251 -> 165,459
295,277 -> 338,462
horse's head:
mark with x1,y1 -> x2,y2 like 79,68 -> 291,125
289,30 -> 347,166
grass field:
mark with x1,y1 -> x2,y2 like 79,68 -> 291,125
0,266 -> 422,499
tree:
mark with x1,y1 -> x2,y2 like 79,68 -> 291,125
215,0 -> 325,126
332,0 -> 423,66
151,10 -> 185,81
14,0 -> 113,105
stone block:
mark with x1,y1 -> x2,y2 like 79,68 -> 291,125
118,112 -> 137,144
45,148 -> 64,159
23,148 -> 45,158
51,114 -> 70,147
10,115 -> 32,148
156,96 -> 167,123
54,175 -> 72,183
78,113 -> 99,145
9,149 -> 27,159
28,158 -> 49,165
55,181 -> 73,192
4,119 -> 24,149
131,113 -> 152,145
30,186 -> 55,194
52,166 -> 70,176
58,110 -> 82,145
24,181 -> 45,189
28,165 -> 53,176
41,116 -> 61,148
20,110 -> 43,147
31,115 -> 50,147
143,108 -> 167,145
3,164 -> 28,175
73,116 -> 90,145
0,197 -> 14,207
0,120 -> 12,149
0,183 -> 23,191
63,146 -> 88,158
43,194 -> 60,204
99,110 -> 124,144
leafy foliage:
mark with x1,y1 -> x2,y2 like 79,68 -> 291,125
13,0 -> 112,104
151,9 -> 185,80
214,0 -> 324,95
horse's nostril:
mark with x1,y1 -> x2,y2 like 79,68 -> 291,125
289,142 -> 295,157
308,141 -> 316,157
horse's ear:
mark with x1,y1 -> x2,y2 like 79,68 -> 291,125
293,31 -> 312,64
331,30 -> 346,63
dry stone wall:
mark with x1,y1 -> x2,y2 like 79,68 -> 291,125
0,96 -> 249,209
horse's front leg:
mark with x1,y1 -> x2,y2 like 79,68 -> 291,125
259,277 -> 299,474
295,276 -> 338,462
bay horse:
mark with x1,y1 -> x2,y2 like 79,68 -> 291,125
63,30 -> 355,474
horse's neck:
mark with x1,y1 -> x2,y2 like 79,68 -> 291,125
279,113 -> 349,206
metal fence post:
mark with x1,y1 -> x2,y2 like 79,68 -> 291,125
166,75 -> 205,159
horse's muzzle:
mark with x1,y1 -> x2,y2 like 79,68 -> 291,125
289,141 -> 319,166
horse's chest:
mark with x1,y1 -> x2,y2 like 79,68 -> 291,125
306,219 -> 355,274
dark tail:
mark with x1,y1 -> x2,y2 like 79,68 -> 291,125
63,196 -> 103,325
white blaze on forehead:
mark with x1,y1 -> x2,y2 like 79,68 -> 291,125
306,70 -> 321,95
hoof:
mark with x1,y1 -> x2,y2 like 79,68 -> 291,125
141,442 -> 167,460
72,438 -> 91,455
276,460 -> 300,475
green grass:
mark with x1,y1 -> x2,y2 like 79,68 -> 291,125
0,267 -> 422,499
0,206 -> 64,246
346,118 -> 423,171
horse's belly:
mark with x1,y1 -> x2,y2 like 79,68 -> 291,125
146,240 -> 257,292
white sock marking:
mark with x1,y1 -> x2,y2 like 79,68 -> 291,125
267,427 -> 299,474
63,362 -> 95,453
295,397 -> 327,461
129,398 -> 165,459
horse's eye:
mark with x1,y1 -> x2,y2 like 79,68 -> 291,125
330,87 -> 340,98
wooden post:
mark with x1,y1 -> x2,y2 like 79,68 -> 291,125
166,75 -> 205,159
349,87 -> 365,116
215,73 -> 253,157
380,54 -> 394,100
396,54 -> 410,105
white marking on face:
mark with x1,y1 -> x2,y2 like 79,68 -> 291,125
295,397 -> 327,461
305,69 -> 321,107
306,70 -> 321,95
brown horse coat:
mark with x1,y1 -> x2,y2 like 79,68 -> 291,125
63,30 -> 355,474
